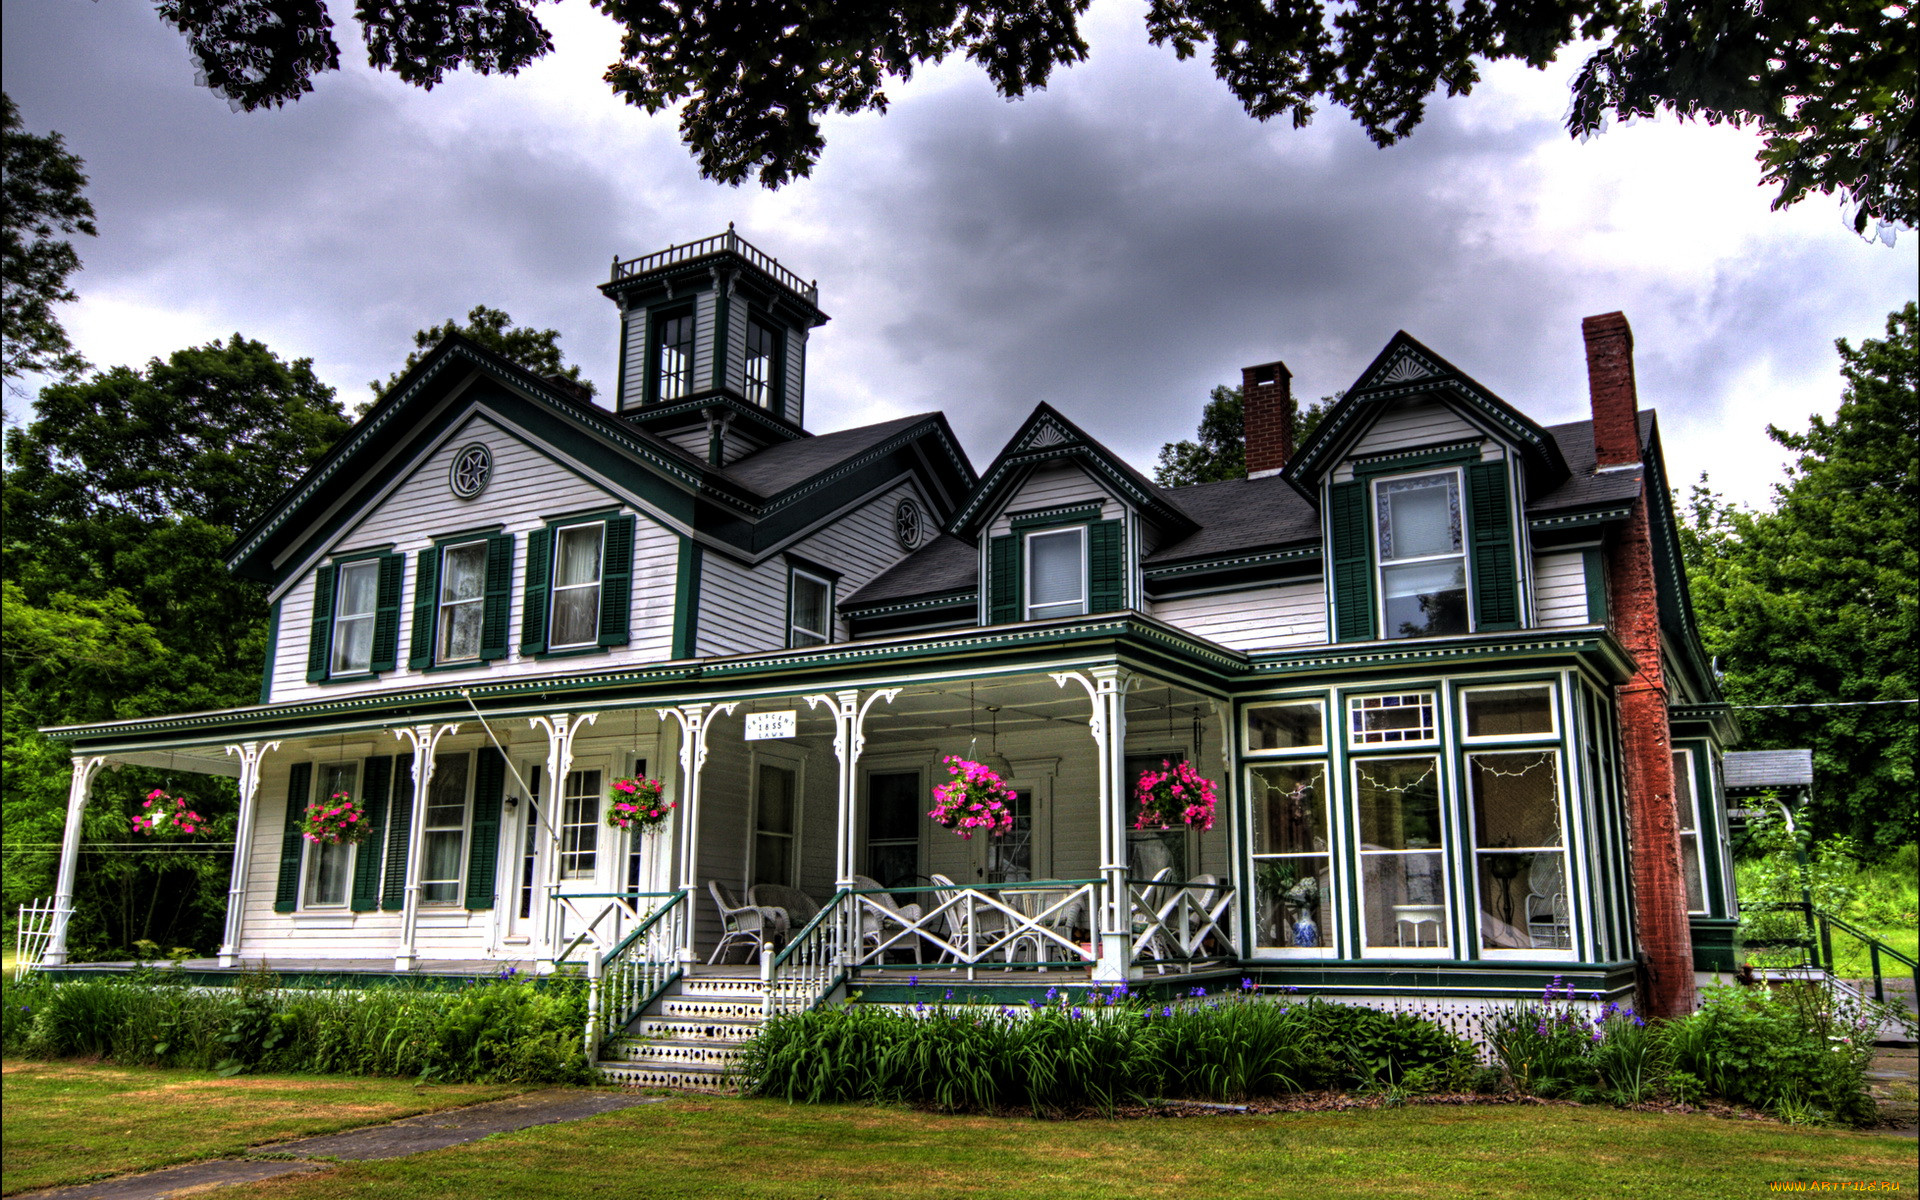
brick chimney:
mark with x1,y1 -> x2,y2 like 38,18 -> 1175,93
1583,312 -> 1642,468
1584,310 -> 1696,1017
1243,360 -> 1294,478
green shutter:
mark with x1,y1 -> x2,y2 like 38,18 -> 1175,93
1089,520 -> 1125,613
480,533 -> 515,660
464,748 -> 507,910
273,761 -> 313,913
350,755 -> 392,912
597,515 -> 636,647
305,565 -> 336,683
988,535 -> 1020,624
1582,547 -> 1608,624
370,554 -> 405,672
1467,462 -> 1520,631
521,527 -> 552,654
381,754 -> 415,912
408,549 -> 438,670
672,539 -> 702,658
1329,481 -> 1376,642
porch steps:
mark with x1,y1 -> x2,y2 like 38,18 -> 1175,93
595,974 -> 769,1091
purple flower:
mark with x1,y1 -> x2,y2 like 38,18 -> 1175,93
1189,986 -> 1207,998
1241,977 -> 1256,991
1072,1007 -> 1084,1020
908,974 -> 919,987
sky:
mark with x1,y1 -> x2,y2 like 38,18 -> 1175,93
4,0 -> 1914,511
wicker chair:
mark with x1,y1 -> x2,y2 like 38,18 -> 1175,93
748,883 -> 822,935
707,880 -> 785,965
849,874 -> 924,963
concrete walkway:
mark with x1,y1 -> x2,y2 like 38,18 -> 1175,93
18,1089 -> 661,1200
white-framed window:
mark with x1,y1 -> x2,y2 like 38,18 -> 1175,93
789,569 -> 831,648
653,310 -> 695,402
864,769 -> 921,888
1467,750 -> 1571,953
560,767 -> 602,881
1025,526 -> 1087,621
1348,692 -> 1439,747
331,560 -> 380,674
1459,685 -> 1558,742
420,751 -> 470,905
1374,470 -> 1469,639
302,761 -> 359,908
1673,748 -> 1707,913
1250,760 -> 1332,952
1352,754 -> 1449,954
752,761 -> 798,887
550,522 -> 605,648
1245,699 -> 1325,754
437,540 -> 487,663
744,318 -> 778,407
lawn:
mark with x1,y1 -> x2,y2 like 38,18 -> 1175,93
221,1096 -> 1913,1200
0,1060 -> 531,1195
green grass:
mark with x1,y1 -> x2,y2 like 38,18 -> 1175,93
0,1059 -> 531,1195
214,1097 -> 1914,1200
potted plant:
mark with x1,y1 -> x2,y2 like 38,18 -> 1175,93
132,789 -> 206,837
301,791 -> 371,845
608,775 -> 674,834
1131,759 -> 1218,831
928,756 -> 1016,839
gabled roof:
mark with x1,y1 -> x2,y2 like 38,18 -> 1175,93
946,403 -> 1198,540
1723,749 -> 1814,791
1144,475 -> 1320,565
841,533 -> 978,610
720,415 -> 933,496
1284,331 -> 1571,497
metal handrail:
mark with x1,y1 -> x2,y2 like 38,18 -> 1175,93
1745,900 -> 1917,1004
586,889 -> 689,1058
609,229 -> 817,302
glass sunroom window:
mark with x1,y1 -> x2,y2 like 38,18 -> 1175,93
1354,756 -> 1448,951
1673,750 -> 1705,912
437,541 -> 486,662
1469,751 -> 1569,951
1026,527 -> 1087,620
331,560 -> 379,674
1376,472 -> 1468,638
1251,762 -> 1331,950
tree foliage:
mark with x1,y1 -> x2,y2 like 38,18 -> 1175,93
373,304 -> 594,401
147,1 -> 1913,227
1,93 -> 97,391
1681,303 -> 1917,853
1153,383 -> 1327,486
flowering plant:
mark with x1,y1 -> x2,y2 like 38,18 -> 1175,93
133,789 -> 205,837
301,792 -> 371,845
928,756 -> 1017,839
1131,759 -> 1218,831
608,776 -> 674,834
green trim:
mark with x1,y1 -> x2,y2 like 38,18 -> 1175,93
838,589 -> 976,618
1528,504 -> 1634,532
426,524 -> 506,547
305,564 -> 336,684
1466,461 -> 1520,631
260,598 -> 280,704
1689,916 -> 1741,972
614,303 -> 632,410
1008,503 -> 1102,531
673,538 -> 703,659
350,755 -> 392,912
464,747 -> 506,910
1328,480 -> 1374,642
1582,548 -> 1608,623
1143,545 -> 1320,581
948,403 -> 1194,539
380,755 -> 414,912
1350,441 -> 1482,478
710,290 -> 732,392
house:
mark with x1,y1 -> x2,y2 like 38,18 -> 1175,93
38,230 -> 1739,1077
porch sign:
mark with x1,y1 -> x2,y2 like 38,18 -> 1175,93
744,711 -> 798,741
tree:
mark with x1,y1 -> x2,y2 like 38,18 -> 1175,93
1153,383 -> 1327,486
150,2 -> 1913,229
1681,302 -> 1917,853
373,304 -> 594,401
1,93 -> 97,392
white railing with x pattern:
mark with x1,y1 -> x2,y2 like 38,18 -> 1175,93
585,890 -> 688,1057
13,898 -> 62,980
1129,876 -> 1236,970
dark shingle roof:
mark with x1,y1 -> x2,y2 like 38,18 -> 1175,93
720,415 -> 930,497
1528,412 -> 1652,513
841,534 -> 977,608
1724,749 -> 1815,790
1145,476 -> 1319,564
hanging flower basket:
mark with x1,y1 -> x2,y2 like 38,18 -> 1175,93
132,789 -> 206,837
1132,760 -> 1219,831
608,776 -> 674,834
928,756 -> 1017,840
301,792 -> 372,845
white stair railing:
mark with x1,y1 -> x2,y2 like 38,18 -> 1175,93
12,898 -> 62,980
585,890 -> 688,1058
763,891 -> 854,1017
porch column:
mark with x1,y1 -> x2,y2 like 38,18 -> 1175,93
44,755 -> 107,966
218,740 -> 281,967
393,723 -> 459,970
1053,666 -> 1133,983
805,688 -> 902,889
658,702 -> 738,964
528,712 -> 597,955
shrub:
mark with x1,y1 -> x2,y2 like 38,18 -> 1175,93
1663,984 -> 1878,1127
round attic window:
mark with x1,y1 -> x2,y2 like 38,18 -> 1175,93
449,444 -> 492,499
894,498 -> 926,550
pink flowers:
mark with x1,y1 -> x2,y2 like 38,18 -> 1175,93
928,756 -> 1016,839
301,792 -> 372,845
132,788 -> 205,837
607,776 -> 674,834
1132,760 -> 1218,831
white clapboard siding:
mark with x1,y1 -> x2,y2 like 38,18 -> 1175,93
619,306 -> 648,411
1348,399 -> 1482,458
1534,552 -> 1591,627
270,413 -> 677,704
239,758 -> 408,959
723,294 -> 748,394
660,426 -> 709,460
987,463 -> 1117,536
693,291 -> 718,392
1153,582 -> 1327,650
782,328 -> 806,426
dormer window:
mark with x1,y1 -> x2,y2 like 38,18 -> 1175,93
1025,526 -> 1088,620
652,310 -> 695,402
1375,472 -> 1468,638
744,318 -> 781,408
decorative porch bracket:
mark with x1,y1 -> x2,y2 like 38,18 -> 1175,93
658,701 -> 738,965
529,712 -> 598,965
393,723 -> 460,970
1052,667 -> 1135,983
800,688 -> 901,984
218,740 -> 281,967
44,755 -> 107,966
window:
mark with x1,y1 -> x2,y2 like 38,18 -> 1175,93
744,318 -> 779,407
331,560 -> 380,674
1025,526 -> 1087,620
1375,471 -> 1469,638
550,523 -> 605,648
1250,762 -> 1330,951
560,768 -> 602,880
1247,701 -> 1324,752
1673,749 -> 1706,912
986,789 -> 1034,884
1468,751 -> 1569,951
624,758 -> 649,893
436,541 -> 487,662
789,569 -> 831,647
865,771 -> 920,888
752,763 -> 797,887
517,765 -> 544,921
302,762 -> 358,908
1349,692 -> 1438,746
1462,686 -> 1556,739
1353,755 -> 1448,952
653,311 -> 695,402
420,752 -> 470,905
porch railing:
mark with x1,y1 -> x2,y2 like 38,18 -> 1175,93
550,889 -> 675,967
584,889 -> 688,1058
1128,876 -> 1236,972
12,897 -> 62,980
1746,900 -> 1919,1006
909,879 -> 1103,976
764,891 -> 854,1017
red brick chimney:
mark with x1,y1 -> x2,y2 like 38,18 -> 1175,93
1243,360 -> 1294,478
1583,310 -> 1696,1017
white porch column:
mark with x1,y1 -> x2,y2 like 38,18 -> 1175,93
218,740 -> 281,967
1054,666 -> 1133,983
658,701 -> 738,964
44,755 -> 107,966
392,723 -> 459,970
805,688 -> 902,890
